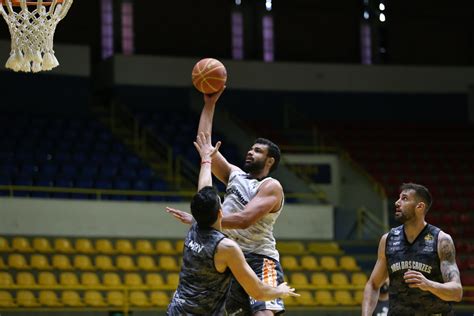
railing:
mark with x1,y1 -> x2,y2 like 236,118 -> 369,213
0,185 -> 325,203
280,144 -> 387,200
356,207 -> 388,239
174,155 -> 198,190
97,101 -> 174,181
0,185 -> 195,200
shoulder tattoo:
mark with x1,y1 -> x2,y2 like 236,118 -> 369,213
439,235 -> 461,282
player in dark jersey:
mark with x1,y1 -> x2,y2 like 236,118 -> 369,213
372,279 -> 389,316
362,183 -> 463,316
167,132 -> 298,316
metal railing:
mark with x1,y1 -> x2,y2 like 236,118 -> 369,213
0,185 -> 195,200
356,207 -> 388,239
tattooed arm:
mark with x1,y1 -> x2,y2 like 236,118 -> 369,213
435,232 -> 463,301
404,231 -> 463,301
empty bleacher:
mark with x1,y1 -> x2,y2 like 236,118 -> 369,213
0,112 -> 174,200
0,236 -> 371,311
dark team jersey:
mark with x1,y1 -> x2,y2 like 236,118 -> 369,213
373,299 -> 389,316
167,223 -> 232,315
385,224 -> 452,315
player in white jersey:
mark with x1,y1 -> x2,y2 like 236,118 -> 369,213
167,87 -> 287,315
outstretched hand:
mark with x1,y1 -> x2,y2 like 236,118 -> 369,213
194,132 -> 221,161
204,86 -> 226,105
277,282 -> 300,298
165,207 -> 193,225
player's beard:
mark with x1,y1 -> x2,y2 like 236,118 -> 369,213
394,209 -> 414,223
243,159 -> 265,174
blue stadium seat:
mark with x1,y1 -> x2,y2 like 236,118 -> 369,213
151,179 -> 168,191
90,152 -> 107,163
125,156 -> 141,166
112,142 -> 126,153
0,175 -> 11,196
137,167 -> 154,179
95,178 -> 113,190
53,176 -> 74,198
113,178 -> 131,190
12,177 -> 33,197
76,178 -> 94,189
57,141 -> 73,151
0,163 -> 16,176
40,164 -> 59,177
99,166 -> 118,178
54,152 -> 72,163
63,129 -> 79,140
72,152 -> 88,163
133,179 -> 150,191
119,167 -> 137,179
108,153 -> 122,165
94,142 -> 110,152
73,177 -> 94,200
60,164 -> 77,177
19,163 -> 39,176
74,142 -> 91,152
35,177 -> 54,187
80,165 -> 98,177
0,175 -> 11,185
36,140 -> 55,151
15,151 -> 35,163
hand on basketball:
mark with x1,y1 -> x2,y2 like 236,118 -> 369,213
404,269 -> 432,291
204,85 -> 226,105
165,207 -> 193,225
277,282 -> 300,298
194,132 -> 221,161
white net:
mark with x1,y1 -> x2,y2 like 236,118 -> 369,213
0,0 -> 73,72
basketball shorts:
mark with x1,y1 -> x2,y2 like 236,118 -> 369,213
225,253 -> 285,316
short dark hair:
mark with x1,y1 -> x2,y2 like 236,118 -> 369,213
400,183 -> 433,213
190,186 -> 220,228
255,138 -> 281,173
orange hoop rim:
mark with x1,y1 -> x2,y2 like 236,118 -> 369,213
0,0 -> 64,6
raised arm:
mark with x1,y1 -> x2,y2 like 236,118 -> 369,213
165,132 -> 220,224
198,88 -> 240,184
193,132 -> 221,190
221,179 -> 283,229
403,231 -> 462,302
362,234 -> 389,316
216,238 -> 298,301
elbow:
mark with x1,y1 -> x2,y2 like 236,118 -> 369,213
234,216 -> 253,229
238,220 -> 252,229
454,287 -> 463,302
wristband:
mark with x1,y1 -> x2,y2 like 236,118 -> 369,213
201,160 -> 212,165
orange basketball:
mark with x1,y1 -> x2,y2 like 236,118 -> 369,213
192,58 -> 227,94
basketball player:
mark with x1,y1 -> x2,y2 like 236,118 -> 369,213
372,279 -> 389,316
167,132 -> 298,315
167,88 -> 287,315
361,183 -> 463,316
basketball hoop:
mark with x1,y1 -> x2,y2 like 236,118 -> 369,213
0,0 -> 73,72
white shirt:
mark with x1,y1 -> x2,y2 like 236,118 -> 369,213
222,170 -> 283,261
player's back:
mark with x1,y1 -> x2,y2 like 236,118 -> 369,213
167,223 -> 232,315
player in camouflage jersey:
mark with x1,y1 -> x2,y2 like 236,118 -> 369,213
362,183 -> 463,316
167,132 -> 298,315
